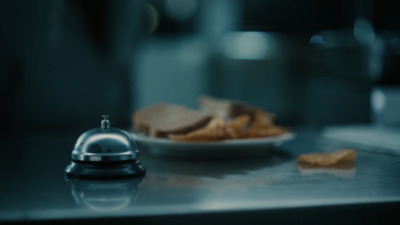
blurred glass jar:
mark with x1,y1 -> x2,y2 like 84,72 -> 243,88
372,87 -> 400,126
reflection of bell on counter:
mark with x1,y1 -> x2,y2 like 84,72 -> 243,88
66,177 -> 144,211
65,115 -> 146,179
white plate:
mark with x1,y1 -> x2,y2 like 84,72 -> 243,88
130,132 -> 295,158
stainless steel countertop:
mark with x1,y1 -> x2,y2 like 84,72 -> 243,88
1,128 -> 400,224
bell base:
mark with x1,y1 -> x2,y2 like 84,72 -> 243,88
65,160 -> 146,179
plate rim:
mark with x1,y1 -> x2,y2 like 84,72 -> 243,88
129,131 -> 295,147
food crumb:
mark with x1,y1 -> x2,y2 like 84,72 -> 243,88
297,148 -> 357,167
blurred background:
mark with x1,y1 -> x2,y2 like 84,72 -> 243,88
1,0 -> 399,133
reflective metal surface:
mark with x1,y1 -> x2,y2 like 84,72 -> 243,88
1,128 -> 400,224
65,116 -> 145,179
71,116 -> 139,162
66,177 -> 144,211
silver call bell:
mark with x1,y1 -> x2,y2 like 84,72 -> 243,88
65,115 -> 145,179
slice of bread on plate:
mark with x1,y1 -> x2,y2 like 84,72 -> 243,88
132,103 -> 212,138
198,95 -> 270,120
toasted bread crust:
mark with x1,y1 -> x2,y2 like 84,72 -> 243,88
133,103 -> 212,138
198,95 -> 258,119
